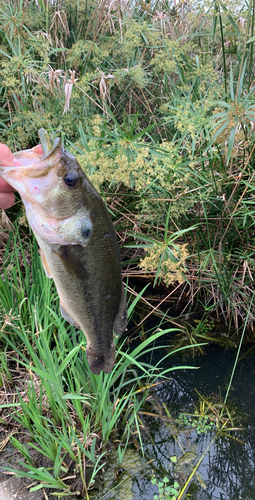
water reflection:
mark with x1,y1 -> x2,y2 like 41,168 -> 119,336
130,343 -> 255,500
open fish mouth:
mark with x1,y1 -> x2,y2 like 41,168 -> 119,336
12,128 -> 59,166
0,131 -> 64,201
0,130 -> 61,180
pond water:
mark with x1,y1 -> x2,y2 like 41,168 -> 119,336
96,341 -> 255,500
1,328 -> 255,500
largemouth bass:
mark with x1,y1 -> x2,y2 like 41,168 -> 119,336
0,129 -> 127,375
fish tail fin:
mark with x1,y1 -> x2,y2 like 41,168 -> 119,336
86,342 -> 116,375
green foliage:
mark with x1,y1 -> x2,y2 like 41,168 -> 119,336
151,476 -> 180,500
1,0 -> 250,325
0,227 -> 194,496
1,2 -> 254,496
177,413 -> 215,435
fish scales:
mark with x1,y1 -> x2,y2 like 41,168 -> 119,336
0,130 -> 127,375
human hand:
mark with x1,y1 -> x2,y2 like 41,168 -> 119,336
0,143 -> 44,209
0,178 -> 15,209
0,144 -> 22,209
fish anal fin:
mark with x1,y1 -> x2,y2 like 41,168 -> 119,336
39,249 -> 52,278
113,285 -> 127,336
60,302 -> 80,329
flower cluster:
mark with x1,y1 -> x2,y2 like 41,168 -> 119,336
140,242 -> 189,286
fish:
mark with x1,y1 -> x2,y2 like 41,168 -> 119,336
0,129 -> 127,375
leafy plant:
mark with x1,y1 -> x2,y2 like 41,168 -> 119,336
177,413 -> 215,435
151,476 -> 180,500
1,0 -> 255,327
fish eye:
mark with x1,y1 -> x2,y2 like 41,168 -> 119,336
63,171 -> 79,188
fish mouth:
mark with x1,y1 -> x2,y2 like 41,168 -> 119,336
0,128 -> 61,169
12,137 -> 62,171
0,132 -> 62,193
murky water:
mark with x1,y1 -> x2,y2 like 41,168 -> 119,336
98,342 -> 255,500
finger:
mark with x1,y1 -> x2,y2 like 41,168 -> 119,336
13,158 -> 23,166
0,192 -> 15,209
0,144 -> 15,167
0,144 -> 22,167
0,178 -> 14,192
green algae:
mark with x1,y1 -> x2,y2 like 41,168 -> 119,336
91,448 -> 146,500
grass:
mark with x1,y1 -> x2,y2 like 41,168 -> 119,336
0,226 -> 197,496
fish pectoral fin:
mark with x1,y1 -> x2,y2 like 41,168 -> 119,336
60,303 -> 80,329
53,246 -> 88,281
39,249 -> 52,279
113,285 -> 127,336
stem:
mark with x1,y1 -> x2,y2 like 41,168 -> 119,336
46,0 -> 49,34
249,0 -> 255,89
218,8 -> 227,94
177,435 -> 217,500
223,293 -> 255,407
237,0 -> 252,98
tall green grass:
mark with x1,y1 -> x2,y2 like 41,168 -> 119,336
0,228 -> 197,496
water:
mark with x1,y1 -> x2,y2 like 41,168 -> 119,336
98,342 -> 255,500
